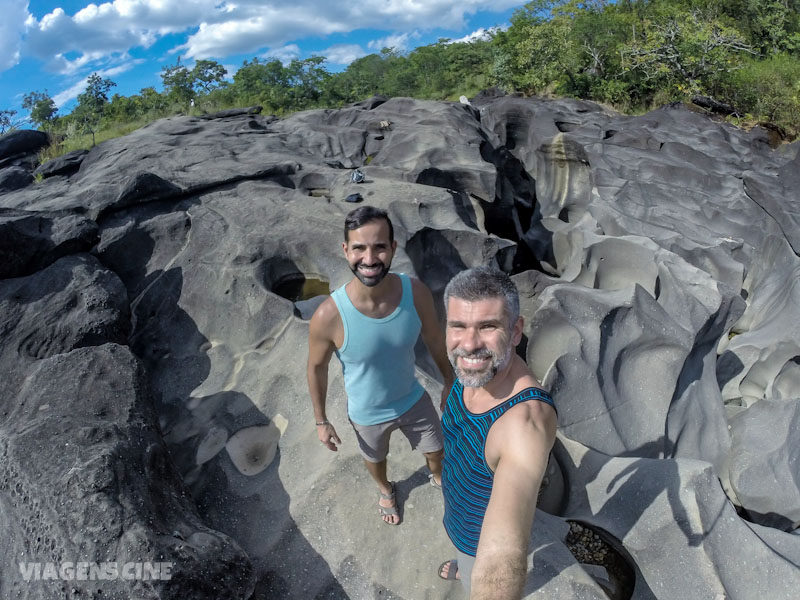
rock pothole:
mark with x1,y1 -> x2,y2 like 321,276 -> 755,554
565,520 -> 635,600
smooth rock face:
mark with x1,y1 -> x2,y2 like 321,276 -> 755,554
0,209 -> 99,278
0,166 -> 34,192
726,399 -> 800,530
0,129 -> 50,162
1,344 -> 254,600
0,254 -> 253,599
34,149 -> 89,179
0,94 -> 798,599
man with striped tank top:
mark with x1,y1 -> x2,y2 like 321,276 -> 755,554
307,206 -> 454,525
437,266 -> 557,599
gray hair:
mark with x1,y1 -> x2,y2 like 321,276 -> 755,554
443,266 -> 520,326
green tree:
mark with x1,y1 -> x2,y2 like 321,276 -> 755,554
286,56 -> 330,108
379,47 -> 418,98
161,57 -> 227,107
0,109 -> 17,133
408,43 -> 448,96
493,1 -> 585,94
230,58 -> 291,108
328,53 -> 391,103
716,52 -> 800,132
74,73 -> 116,144
711,0 -> 800,53
136,87 -> 169,115
439,39 -> 495,97
22,90 -> 57,129
77,73 -> 116,112
191,59 -> 228,94
621,9 -> 757,96
233,58 -> 287,93
161,58 -> 195,105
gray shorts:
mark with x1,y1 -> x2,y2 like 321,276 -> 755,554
350,392 -> 443,463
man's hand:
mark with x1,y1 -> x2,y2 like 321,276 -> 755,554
317,422 -> 342,451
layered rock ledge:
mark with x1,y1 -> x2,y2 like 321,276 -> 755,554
1,94 -> 798,599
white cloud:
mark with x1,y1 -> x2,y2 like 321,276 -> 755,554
52,60 -> 141,108
16,1 -> 525,75
448,25 -> 503,44
49,50 -> 108,75
0,0 -> 31,70
263,44 -> 301,64
181,7 -> 347,60
367,31 -> 420,53
321,44 -> 366,65
52,78 -> 93,108
24,0 -> 222,70
222,63 -> 237,81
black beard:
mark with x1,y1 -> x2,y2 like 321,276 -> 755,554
350,262 -> 391,287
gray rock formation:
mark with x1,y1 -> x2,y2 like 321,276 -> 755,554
0,130 -> 49,164
34,149 -> 89,179
0,93 -> 798,599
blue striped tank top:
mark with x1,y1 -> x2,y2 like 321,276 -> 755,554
441,379 -> 556,556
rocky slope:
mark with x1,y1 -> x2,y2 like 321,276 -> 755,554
0,94 -> 798,599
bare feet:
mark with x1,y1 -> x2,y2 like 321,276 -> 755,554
378,483 -> 400,525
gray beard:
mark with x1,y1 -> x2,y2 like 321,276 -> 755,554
449,344 -> 513,388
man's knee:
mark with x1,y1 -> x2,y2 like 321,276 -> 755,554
424,448 -> 444,460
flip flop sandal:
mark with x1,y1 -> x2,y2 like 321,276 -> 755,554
378,482 -> 400,525
438,559 -> 459,580
428,474 -> 442,489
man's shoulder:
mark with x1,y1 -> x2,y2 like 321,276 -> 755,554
408,275 -> 433,305
484,398 -> 555,477
496,363 -> 555,428
309,296 -> 342,333
501,378 -> 556,434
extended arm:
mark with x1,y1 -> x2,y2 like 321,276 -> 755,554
470,404 -> 557,599
412,278 -> 454,408
307,299 -> 342,451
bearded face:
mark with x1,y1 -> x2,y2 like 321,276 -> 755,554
445,296 -> 519,388
343,219 -> 395,288
448,343 -> 514,388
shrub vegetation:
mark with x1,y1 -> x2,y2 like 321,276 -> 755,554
6,0 -> 799,161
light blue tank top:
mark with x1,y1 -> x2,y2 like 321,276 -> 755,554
331,273 -> 425,425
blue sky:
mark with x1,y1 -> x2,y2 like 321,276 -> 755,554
1,0 -> 528,124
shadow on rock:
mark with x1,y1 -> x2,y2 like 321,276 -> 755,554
99,231 -> 348,597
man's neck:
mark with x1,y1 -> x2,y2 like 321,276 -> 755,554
345,273 -> 402,319
462,357 -> 523,410
347,272 -> 396,301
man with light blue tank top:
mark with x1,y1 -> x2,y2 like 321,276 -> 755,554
307,206 -> 454,525
436,266 -> 557,599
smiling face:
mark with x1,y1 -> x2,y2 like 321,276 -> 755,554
446,296 -> 522,388
342,219 -> 397,287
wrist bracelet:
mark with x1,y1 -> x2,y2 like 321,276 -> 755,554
315,420 -> 330,426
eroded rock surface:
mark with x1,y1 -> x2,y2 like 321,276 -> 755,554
1,94 -> 798,599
